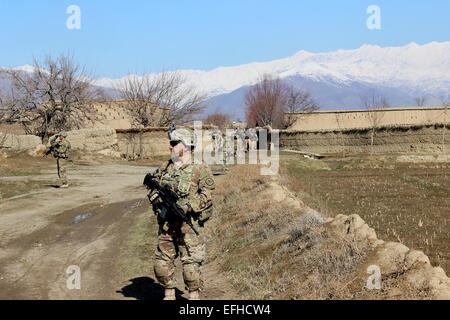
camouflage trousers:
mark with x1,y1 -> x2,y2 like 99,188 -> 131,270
56,158 -> 68,185
154,220 -> 206,292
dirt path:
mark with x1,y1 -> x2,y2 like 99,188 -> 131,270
0,162 -> 232,300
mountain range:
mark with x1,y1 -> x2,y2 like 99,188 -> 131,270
2,41 -> 450,120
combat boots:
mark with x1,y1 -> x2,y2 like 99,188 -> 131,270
189,290 -> 200,300
163,288 -> 176,300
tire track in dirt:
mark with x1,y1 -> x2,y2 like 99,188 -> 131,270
0,199 -> 146,299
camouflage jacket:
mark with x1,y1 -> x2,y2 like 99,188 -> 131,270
153,160 -> 216,225
48,135 -> 71,159
246,130 -> 258,141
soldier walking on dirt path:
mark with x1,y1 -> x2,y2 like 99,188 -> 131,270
146,126 -> 216,300
46,131 -> 71,188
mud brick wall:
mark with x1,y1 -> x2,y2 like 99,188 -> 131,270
66,128 -> 118,152
116,128 -> 170,159
0,132 -> 41,152
280,125 -> 450,155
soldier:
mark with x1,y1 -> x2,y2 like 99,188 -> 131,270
211,129 -> 223,156
211,128 -> 228,172
46,132 -> 71,188
246,128 -> 258,151
235,128 -> 246,158
147,127 -> 215,300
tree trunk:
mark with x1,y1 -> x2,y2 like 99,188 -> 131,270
139,130 -> 143,160
370,128 -> 375,154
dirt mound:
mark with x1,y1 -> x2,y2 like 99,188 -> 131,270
329,214 -> 450,299
0,132 -> 41,152
209,165 -> 450,299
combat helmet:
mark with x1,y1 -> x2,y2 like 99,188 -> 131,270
169,127 -> 195,147
59,131 -> 68,138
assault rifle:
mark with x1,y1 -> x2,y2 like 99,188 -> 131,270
45,143 -> 58,156
143,173 -> 199,235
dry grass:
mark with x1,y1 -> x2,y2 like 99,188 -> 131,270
206,160 -> 443,299
206,165 -> 378,299
280,155 -> 450,275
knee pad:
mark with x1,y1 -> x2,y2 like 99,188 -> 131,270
183,263 -> 202,291
154,259 -> 176,288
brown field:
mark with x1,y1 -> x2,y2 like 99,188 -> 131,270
280,153 -> 450,274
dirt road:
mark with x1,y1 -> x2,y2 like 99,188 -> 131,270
0,162 -> 231,300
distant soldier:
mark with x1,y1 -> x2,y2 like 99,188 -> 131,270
224,130 -> 235,163
246,128 -> 258,151
235,128 -> 246,157
146,127 -> 216,300
211,129 -> 223,156
46,132 -> 71,188
211,129 -> 228,173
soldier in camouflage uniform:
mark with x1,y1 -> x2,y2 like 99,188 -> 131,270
47,132 -> 71,188
148,127 -> 215,300
246,128 -> 258,151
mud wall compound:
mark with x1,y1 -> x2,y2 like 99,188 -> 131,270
116,128 -> 170,159
116,126 -> 216,160
0,132 -> 41,152
1,128 -> 119,155
280,125 -> 450,155
4,124 -> 450,157
66,128 -> 118,152
289,107 -> 450,132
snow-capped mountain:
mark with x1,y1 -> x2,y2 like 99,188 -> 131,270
94,41 -> 450,118
95,41 -> 450,97
2,41 -> 450,119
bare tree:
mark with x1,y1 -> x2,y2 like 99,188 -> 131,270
203,112 -> 232,129
0,84 -> 21,124
0,92 -> 6,122
284,84 -> 319,128
117,71 -> 206,128
245,75 -> 318,129
361,92 -> 390,152
6,54 -> 99,141
245,75 -> 286,128
0,92 -> 12,149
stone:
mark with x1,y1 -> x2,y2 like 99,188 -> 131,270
329,214 -> 378,247
405,266 -> 450,299
404,250 -> 431,270
28,144 -> 48,157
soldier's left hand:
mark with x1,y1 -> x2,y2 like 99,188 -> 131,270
148,190 -> 161,204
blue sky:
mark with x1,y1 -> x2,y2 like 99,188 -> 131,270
0,0 -> 449,78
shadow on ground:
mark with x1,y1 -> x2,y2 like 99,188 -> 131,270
117,277 -> 186,300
